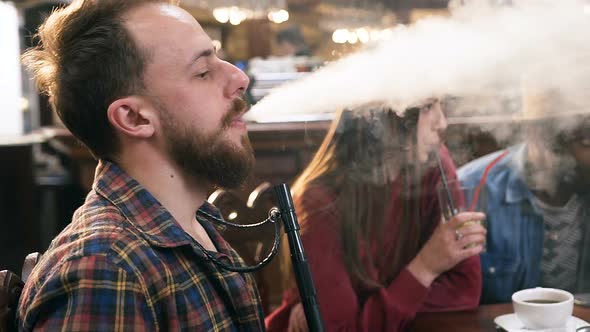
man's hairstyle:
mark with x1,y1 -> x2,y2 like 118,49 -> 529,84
22,0 -> 174,159
276,26 -> 307,48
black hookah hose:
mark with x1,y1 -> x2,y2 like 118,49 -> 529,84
195,207 -> 281,273
195,183 -> 325,332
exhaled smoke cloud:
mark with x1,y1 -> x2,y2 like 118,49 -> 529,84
246,0 -> 590,123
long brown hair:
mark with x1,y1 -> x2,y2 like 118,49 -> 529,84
285,102 -> 430,291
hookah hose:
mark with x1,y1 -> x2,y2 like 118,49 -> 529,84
194,206 -> 281,273
195,183 -> 325,332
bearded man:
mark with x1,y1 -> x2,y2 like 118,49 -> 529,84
17,1 -> 264,330
459,73 -> 590,304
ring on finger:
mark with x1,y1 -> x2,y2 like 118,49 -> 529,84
455,229 -> 464,241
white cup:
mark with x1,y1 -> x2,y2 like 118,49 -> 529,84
512,287 -> 574,329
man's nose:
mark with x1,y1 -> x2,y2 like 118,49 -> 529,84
223,61 -> 250,98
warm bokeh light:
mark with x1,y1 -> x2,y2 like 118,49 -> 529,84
229,7 -> 247,25
212,7 -> 229,23
268,9 -> 289,24
347,32 -> 358,44
332,29 -> 349,44
356,28 -> 370,44
332,26 -> 398,44
212,39 -> 222,51
212,4 -> 289,25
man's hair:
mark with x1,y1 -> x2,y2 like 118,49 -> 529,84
276,26 -> 306,47
22,0 -> 174,159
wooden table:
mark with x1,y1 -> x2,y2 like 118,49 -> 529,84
411,303 -> 590,331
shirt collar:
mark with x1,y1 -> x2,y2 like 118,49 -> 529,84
504,144 -> 535,204
92,160 -> 194,248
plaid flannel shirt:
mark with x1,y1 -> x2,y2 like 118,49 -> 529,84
17,160 -> 265,331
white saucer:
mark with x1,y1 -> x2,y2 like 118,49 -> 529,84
494,313 -> 589,332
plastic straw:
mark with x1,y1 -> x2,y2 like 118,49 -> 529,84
469,150 -> 509,211
435,150 -> 457,216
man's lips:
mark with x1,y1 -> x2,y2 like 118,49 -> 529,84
230,114 -> 246,129
225,97 -> 249,129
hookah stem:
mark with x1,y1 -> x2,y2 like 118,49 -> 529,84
274,183 -> 325,332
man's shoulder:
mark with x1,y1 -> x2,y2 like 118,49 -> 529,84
40,191 -> 151,276
17,238 -> 148,331
64,191 -> 132,250
20,192 -> 158,310
458,147 -> 519,187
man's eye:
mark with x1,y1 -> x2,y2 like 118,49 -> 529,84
197,71 -> 209,79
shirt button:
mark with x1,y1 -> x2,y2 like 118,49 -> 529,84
489,267 -> 496,274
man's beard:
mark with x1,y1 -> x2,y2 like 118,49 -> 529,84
160,98 -> 255,189
525,145 -> 577,195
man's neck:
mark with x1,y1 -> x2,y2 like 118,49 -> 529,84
531,184 -> 575,207
116,151 -> 209,233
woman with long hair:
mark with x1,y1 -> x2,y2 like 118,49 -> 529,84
265,100 -> 486,331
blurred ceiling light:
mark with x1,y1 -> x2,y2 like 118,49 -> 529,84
229,14 -> 242,25
369,29 -> 381,41
356,28 -> 370,43
332,29 -> 349,44
228,6 -> 247,25
210,0 -> 288,25
268,9 -> 289,23
333,27 -> 397,44
212,39 -> 222,51
584,4 -> 590,15
213,7 -> 230,23
347,31 -> 358,44
380,28 -> 393,40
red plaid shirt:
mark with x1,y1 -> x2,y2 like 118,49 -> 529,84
18,160 -> 265,331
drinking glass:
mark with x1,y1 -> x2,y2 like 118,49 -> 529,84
436,179 -> 487,247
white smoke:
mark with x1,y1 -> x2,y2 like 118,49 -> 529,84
246,0 -> 590,123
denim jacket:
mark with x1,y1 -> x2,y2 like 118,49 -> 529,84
458,144 -> 590,304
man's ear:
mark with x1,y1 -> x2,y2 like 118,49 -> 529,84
107,96 -> 156,138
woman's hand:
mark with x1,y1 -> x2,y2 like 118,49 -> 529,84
288,302 -> 308,332
408,212 -> 486,287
